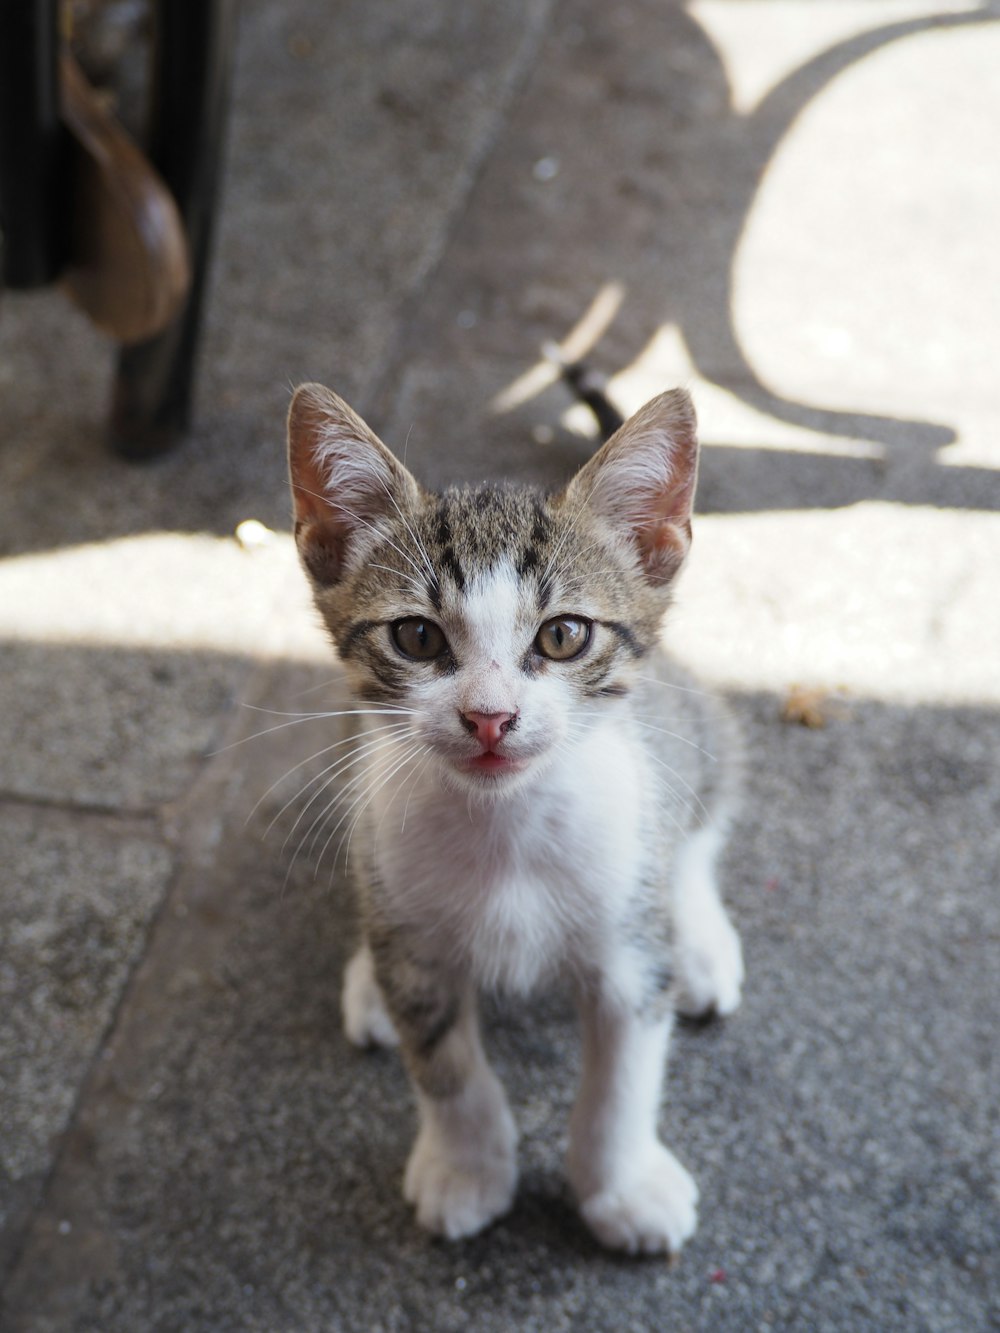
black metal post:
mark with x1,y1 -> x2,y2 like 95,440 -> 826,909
0,0 -> 67,288
111,0 -> 238,458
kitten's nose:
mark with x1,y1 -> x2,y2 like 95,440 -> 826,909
459,709 -> 518,750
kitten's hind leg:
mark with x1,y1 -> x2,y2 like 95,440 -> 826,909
371,938 -> 517,1240
672,822 -> 744,1019
342,941 -> 399,1048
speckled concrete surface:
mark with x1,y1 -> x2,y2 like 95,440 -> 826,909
1,0 -> 998,1329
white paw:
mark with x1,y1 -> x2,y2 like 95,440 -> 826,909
579,1145 -> 699,1255
342,946 -> 399,1049
674,899 -> 744,1019
403,1112 -> 518,1241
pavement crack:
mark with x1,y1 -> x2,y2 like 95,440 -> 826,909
0,791 -> 162,827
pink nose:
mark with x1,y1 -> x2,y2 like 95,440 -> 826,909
460,710 -> 518,750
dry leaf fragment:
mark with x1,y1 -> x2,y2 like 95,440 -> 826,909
781,685 -> 832,729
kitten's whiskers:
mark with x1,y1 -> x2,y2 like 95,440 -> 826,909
327,497 -> 431,589
400,749 -> 435,834
248,720 -> 411,828
644,752 -> 710,826
367,743 -> 433,861
288,726 -> 417,857
327,739 -> 428,878
633,673 -> 711,699
290,477 -> 430,588
632,718 -> 715,761
270,722 -> 416,843
365,465 -> 437,586
367,562 -> 427,599
214,703 -> 417,755
538,467 -> 608,593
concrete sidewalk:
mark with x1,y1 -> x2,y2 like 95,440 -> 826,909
2,1 -> 998,1328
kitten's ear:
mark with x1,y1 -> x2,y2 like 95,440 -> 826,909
287,383 -> 420,587
562,388 -> 699,586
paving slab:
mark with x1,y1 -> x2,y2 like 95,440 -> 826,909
0,805 -> 172,1276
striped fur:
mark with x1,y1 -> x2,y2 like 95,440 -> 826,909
286,383 -> 744,1255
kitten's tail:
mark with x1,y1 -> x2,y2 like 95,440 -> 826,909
543,342 -> 624,441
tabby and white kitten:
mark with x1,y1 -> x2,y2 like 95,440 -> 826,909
286,383 -> 744,1254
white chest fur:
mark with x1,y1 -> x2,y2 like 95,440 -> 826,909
364,720 -> 647,993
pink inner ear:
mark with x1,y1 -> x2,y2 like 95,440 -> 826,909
288,435 -> 350,586
648,463 -> 696,529
288,394 -> 338,528
630,432 -> 698,584
287,383 -> 421,588
296,517 -> 349,587
638,513 -> 693,585
287,388 -> 357,586
561,388 -> 700,587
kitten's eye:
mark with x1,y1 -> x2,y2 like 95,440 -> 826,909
391,618 -> 448,661
535,616 -> 591,661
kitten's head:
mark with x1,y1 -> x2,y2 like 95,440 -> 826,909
287,383 -> 698,797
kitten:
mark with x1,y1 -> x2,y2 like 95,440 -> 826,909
286,382 -> 744,1254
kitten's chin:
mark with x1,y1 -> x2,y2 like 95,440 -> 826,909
461,753 -> 526,777
445,751 -> 544,797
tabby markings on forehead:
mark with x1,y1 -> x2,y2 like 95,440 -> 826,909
439,546 -> 467,593
430,507 -> 467,593
426,487 -> 558,584
515,502 -> 555,588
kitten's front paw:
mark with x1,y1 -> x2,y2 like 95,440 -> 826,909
674,901 -> 744,1019
342,946 -> 399,1049
403,1115 -> 518,1241
579,1145 -> 699,1255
